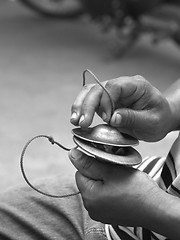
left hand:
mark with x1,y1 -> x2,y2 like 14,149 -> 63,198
70,75 -> 172,142
68,148 -> 166,227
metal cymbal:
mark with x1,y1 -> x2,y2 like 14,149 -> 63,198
73,136 -> 142,166
72,124 -> 138,147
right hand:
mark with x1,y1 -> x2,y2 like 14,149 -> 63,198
71,75 -> 173,142
69,148 -> 180,240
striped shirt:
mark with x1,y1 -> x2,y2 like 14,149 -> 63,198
105,133 -> 180,240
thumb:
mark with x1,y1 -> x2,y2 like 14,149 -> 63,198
69,148 -> 109,181
110,108 -> 138,129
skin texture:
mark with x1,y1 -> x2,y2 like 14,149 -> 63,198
69,75 -> 180,239
69,148 -> 180,239
70,75 -> 173,141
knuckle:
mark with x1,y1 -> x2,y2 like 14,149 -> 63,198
133,75 -> 151,91
83,83 -> 94,90
123,109 -> 135,128
105,79 -> 117,91
105,80 -> 112,90
150,111 -> 161,126
150,113 -> 161,132
133,75 -> 145,82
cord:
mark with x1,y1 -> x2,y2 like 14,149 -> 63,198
20,69 -> 115,198
20,135 -> 80,198
83,69 -> 115,118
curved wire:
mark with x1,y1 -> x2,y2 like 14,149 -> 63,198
20,70 -> 114,198
83,69 -> 115,118
20,135 -> 80,198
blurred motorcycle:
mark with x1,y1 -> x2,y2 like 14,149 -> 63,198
18,0 -> 180,55
83,0 -> 180,56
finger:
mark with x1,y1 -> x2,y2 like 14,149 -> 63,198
78,84 -> 104,128
98,90 -> 113,123
99,77 -> 137,121
70,83 -> 94,126
102,76 -> 147,112
110,108 -> 149,140
110,108 -> 136,129
69,148 -> 109,181
99,78 -> 121,123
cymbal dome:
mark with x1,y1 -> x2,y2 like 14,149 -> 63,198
72,124 -> 138,146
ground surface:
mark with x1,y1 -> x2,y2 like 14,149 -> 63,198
0,0 -> 180,191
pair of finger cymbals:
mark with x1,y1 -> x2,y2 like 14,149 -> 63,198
72,124 -> 142,166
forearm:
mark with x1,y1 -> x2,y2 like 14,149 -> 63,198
144,188 -> 180,239
164,78 -> 180,131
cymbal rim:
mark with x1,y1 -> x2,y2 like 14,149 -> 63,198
73,136 -> 142,166
72,124 -> 138,147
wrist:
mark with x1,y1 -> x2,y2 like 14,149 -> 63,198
164,80 -> 180,132
166,97 -> 180,131
144,188 -> 180,239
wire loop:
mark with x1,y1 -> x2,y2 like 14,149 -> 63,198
83,69 -> 115,118
20,135 -> 79,198
20,69 -> 112,198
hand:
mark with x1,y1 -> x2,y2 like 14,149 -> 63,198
68,148 -> 166,227
71,75 -> 173,141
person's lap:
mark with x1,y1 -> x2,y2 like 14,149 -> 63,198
0,174 -> 107,240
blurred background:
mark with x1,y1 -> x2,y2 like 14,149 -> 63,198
0,0 -> 180,192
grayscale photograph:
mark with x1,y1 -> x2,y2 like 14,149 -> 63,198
0,0 -> 180,239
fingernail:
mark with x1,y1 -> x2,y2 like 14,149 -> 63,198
102,112 -> 107,121
79,115 -> 85,125
70,148 -> 82,160
71,112 -> 77,120
115,113 -> 122,125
